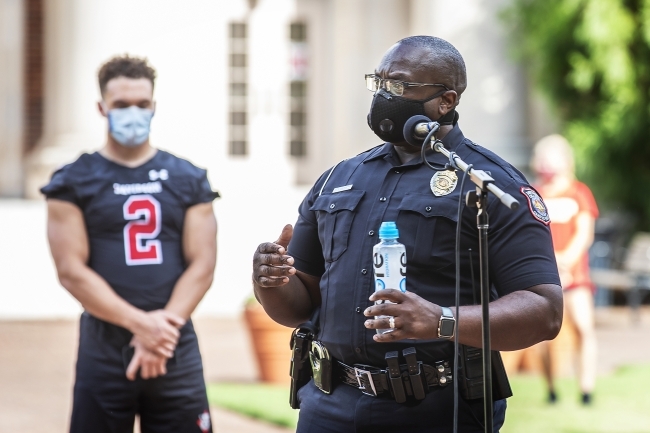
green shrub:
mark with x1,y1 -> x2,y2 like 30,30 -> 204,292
503,0 -> 650,230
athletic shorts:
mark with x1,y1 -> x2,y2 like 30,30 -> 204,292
69,313 -> 212,433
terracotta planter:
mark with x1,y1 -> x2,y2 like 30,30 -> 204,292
243,303 -> 294,385
501,313 -> 579,377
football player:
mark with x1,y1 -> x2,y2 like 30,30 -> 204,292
43,55 -> 218,433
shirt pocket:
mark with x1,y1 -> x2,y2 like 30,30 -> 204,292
310,190 -> 365,262
397,193 -> 459,271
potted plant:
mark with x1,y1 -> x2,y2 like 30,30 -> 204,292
243,296 -> 294,385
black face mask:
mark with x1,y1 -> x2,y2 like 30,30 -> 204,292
367,88 -> 456,143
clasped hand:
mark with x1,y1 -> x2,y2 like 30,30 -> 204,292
126,309 -> 186,381
363,289 -> 444,342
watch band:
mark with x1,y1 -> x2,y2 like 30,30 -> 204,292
438,306 -> 456,339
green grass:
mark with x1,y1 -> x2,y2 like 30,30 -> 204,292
503,364 -> 650,433
208,364 -> 650,432
207,382 -> 298,428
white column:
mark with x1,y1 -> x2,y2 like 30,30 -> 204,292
24,0 -> 105,198
0,0 -> 24,197
247,0 -> 295,181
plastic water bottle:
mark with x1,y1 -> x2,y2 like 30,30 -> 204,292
372,221 -> 407,334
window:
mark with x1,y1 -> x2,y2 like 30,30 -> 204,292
24,0 -> 44,153
230,112 -> 247,125
228,22 -> 248,156
289,22 -> 308,157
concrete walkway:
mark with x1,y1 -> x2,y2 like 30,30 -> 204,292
1,309 -> 649,433
0,317 -> 291,433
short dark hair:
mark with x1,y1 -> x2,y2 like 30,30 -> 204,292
396,36 -> 467,96
98,54 -> 157,96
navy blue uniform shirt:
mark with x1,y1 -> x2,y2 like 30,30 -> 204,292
41,150 -> 216,312
288,124 -> 560,367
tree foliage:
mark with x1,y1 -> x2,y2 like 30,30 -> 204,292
504,0 -> 650,230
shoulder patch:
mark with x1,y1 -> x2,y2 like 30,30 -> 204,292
520,186 -> 550,225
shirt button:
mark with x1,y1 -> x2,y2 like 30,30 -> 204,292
394,170 -> 400,174
426,206 -> 432,212
355,347 -> 362,354
356,307 -> 361,313
361,269 -> 368,275
329,203 -> 336,209
379,197 -> 387,202
368,230 -> 375,236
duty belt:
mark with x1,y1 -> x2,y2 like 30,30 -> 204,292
335,348 -> 453,403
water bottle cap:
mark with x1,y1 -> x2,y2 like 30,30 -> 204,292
378,221 -> 399,239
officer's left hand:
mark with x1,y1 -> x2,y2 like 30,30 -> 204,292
363,289 -> 442,342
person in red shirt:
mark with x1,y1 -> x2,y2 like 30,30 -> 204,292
532,134 -> 599,405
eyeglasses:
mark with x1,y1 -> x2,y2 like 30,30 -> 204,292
365,74 -> 450,97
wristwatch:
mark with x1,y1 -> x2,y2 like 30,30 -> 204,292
438,306 -> 455,339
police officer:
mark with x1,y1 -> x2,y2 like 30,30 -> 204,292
253,36 -> 562,433
43,55 -> 217,433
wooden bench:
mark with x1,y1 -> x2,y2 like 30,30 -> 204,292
591,232 -> 650,323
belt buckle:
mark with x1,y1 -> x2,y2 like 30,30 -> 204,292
354,367 -> 378,397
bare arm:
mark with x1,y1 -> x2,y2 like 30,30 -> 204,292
453,284 -> 562,350
46,199 -> 184,357
164,202 -> 217,320
365,283 -> 563,351
252,225 -> 321,327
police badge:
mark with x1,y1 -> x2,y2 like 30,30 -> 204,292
430,170 -> 458,196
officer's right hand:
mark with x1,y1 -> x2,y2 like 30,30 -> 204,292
132,309 -> 185,358
253,224 -> 296,287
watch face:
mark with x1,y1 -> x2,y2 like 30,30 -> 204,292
440,318 -> 455,338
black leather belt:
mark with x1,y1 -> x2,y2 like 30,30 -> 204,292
335,351 -> 453,403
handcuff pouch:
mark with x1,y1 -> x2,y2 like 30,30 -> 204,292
310,341 -> 332,394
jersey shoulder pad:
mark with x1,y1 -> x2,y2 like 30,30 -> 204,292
157,150 -> 207,179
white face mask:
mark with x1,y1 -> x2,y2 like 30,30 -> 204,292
106,105 -> 154,147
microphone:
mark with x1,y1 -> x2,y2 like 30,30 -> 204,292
403,115 -> 440,147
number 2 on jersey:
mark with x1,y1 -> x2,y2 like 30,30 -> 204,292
123,194 -> 163,266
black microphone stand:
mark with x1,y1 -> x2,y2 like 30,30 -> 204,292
430,139 -> 519,433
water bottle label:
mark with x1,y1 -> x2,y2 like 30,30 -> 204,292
373,250 -> 406,292
372,226 -> 407,335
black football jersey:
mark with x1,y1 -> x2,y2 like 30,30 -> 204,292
41,150 -> 217,311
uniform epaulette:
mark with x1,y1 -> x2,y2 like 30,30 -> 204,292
355,143 -> 385,158
462,139 -> 526,184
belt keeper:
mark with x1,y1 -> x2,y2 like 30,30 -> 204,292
385,351 -> 407,403
402,347 -> 426,400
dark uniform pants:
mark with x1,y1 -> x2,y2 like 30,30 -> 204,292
296,379 -> 507,433
70,314 -> 212,433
